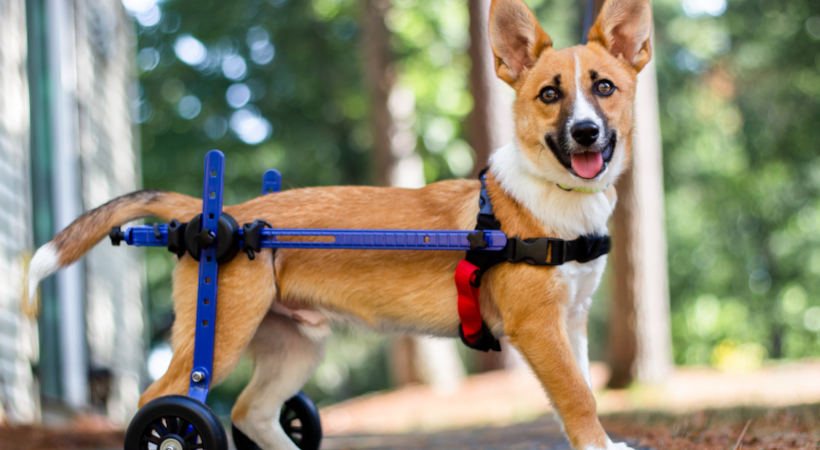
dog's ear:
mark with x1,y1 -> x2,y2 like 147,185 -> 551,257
587,0 -> 653,72
488,0 -> 552,85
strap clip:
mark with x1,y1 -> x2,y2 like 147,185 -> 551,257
506,237 -> 567,266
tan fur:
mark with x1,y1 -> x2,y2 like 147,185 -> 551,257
33,1 -> 652,448
52,190 -> 200,266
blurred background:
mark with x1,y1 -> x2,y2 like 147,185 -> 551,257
1,0 -> 818,443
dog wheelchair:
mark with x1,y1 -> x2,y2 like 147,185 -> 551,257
114,150 -> 511,449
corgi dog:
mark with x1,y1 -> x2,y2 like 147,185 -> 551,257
27,0 -> 652,448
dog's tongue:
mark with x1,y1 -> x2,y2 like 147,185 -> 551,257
571,152 -> 603,179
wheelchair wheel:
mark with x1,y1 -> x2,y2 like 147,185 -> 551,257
232,391 -> 322,450
124,395 -> 227,450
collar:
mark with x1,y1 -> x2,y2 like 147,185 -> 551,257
556,183 -> 611,194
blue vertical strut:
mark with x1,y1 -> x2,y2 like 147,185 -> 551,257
187,150 -> 225,403
262,169 -> 281,195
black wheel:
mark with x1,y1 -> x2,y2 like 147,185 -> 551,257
232,391 -> 322,450
124,395 -> 227,450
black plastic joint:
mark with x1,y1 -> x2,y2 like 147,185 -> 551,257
466,230 -> 488,250
242,220 -> 271,254
109,227 -> 125,246
167,219 -> 187,257
182,213 -> 241,263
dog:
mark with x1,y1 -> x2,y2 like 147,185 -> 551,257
27,0 -> 652,448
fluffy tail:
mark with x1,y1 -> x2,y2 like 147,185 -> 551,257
28,189 -> 200,302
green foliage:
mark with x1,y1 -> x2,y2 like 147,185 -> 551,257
653,0 -> 820,365
134,0 -> 381,408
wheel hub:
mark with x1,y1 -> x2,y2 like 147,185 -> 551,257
159,437 -> 184,450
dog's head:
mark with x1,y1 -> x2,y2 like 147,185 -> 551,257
489,0 -> 652,190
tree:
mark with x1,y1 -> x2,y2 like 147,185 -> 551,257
467,0 -> 514,175
608,53 -> 673,386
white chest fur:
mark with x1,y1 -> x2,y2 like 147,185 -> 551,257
489,142 -> 616,239
489,141 -> 613,324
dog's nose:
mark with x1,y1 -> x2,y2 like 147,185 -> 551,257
570,121 -> 599,147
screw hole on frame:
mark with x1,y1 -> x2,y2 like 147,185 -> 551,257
202,320 -> 208,326
424,236 -> 430,243
210,170 -> 216,177
209,191 -> 216,199
204,298 -> 210,305
206,256 -> 212,262
205,277 -> 211,284
209,213 -> 214,219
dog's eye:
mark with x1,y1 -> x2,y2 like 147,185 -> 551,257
593,79 -> 615,96
537,86 -> 560,104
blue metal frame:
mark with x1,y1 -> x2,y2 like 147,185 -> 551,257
187,150 -> 225,403
121,151 -> 509,404
122,225 -> 507,252
262,169 -> 281,195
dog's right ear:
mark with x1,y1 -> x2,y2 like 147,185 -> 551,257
488,0 -> 551,86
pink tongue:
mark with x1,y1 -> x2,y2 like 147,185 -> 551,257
571,152 -> 603,179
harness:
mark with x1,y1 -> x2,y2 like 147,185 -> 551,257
454,170 -> 611,352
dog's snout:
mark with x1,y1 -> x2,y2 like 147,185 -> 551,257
570,121 -> 599,147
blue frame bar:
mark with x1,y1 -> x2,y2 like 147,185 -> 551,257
255,228 -> 506,251
187,150 -> 225,403
262,169 -> 281,194
123,226 -> 507,252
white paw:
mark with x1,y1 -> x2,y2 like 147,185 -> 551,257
606,439 -> 635,450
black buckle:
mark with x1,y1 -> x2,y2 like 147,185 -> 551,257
506,237 -> 566,266
546,238 -> 567,265
242,219 -> 272,260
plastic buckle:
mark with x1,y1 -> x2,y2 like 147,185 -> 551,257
546,238 -> 567,265
506,237 -> 567,266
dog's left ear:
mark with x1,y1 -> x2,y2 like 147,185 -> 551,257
587,0 -> 653,72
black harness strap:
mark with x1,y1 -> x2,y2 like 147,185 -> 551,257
458,169 -> 611,352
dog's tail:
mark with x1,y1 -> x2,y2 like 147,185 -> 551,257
27,189 -> 200,302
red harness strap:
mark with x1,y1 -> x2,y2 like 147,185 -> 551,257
454,260 -> 483,343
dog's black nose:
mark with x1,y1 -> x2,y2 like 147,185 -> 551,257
570,121 -> 599,146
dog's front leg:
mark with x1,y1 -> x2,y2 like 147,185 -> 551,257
490,265 -> 621,450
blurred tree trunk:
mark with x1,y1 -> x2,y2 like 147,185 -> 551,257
468,0 -> 513,176
363,0 -> 465,391
363,0 -> 395,187
468,0 -> 523,372
608,51 -> 673,387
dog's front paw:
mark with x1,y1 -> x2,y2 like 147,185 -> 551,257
605,439 -> 635,450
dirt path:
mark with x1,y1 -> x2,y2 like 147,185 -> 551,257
320,360 -> 820,449
0,361 -> 817,449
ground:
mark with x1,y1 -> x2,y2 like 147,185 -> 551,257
1,360 -> 818,449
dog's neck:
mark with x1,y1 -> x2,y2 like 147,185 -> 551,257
488,142 -> 617,239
